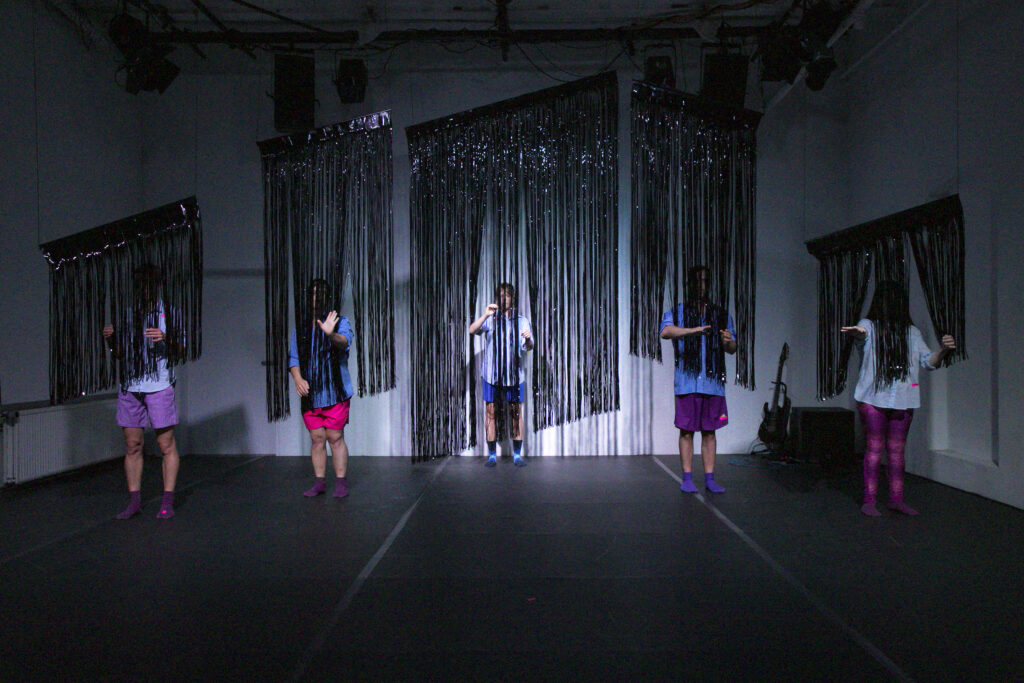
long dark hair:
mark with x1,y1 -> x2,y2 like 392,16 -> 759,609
673,265 -> 727,383
866,280 -> 913,389
297,277 -> 345,410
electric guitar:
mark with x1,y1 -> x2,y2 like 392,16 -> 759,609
758,343 -> 791,448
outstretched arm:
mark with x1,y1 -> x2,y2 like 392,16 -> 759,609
469,303 -> 498,335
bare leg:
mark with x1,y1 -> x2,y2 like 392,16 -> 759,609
678,430 -> 698,492
309,428 -> 327,477
155,427 -> 179,492
116,428 -> 145,518
303,427 -> 328,496
484,403 -> 497,466
510,403 -> 526,465
701,430 -> 725,493
678,430 -> 694,473
123,427 -> 145,491
700,430 -> 716,474
154,427 -> 180,518
326,429 -> 348,478
485,403 -> 497,443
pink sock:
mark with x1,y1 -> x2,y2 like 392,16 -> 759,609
156,491 -> 175,519
333,477 -> 349,498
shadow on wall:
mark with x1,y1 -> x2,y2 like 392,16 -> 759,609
175,405 -> 256,456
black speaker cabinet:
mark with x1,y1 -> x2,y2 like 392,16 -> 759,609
274,54 -> 315,132
700,53 -> 749,109
788,407 -> 855,466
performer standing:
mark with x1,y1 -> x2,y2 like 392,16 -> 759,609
842,280 -> 956,517
659,265 -> 737,494
469,282 -> 534,467
289,279 -> 355,499
104,264 -> 183,519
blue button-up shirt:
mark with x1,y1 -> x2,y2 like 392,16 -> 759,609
289,317 -> 355,409
852,319 -> 936,410
660,304 -> 736,397
476,313 -> 532,386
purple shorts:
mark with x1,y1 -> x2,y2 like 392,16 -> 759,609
674,393 -> 729,432
117,386 -> 178,430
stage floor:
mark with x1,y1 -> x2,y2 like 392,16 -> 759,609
1,454 -> 1021,681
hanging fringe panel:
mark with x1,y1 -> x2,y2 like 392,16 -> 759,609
260,111 -> 396,421
629,82 -> 759,389
39,198 -> 203,405
806,195 -> 968,399
407,72 -> 619,460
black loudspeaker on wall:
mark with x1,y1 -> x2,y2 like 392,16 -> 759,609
274,53 -> 315,132
787,407 -> 855,466
334,59 -> 368,103
700,53 -> 749,109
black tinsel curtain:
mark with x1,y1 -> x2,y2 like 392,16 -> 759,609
39,198 -> 203,404
815,247 -> 873,400
806,194 -> 968,400
407,72 -> 619,461
629,81 -> 758,389
260,111 -> 396,422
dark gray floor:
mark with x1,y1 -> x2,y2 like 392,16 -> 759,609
1,454 -> 1021,681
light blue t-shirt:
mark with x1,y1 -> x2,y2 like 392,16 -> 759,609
122,301 -> 174,394
660,304 -> 736,397
288,316 -> 355,409
476,314 -> 532,387
852,318 -> 936,410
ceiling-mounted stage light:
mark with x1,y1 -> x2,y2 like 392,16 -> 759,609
108,12 -> 179,94
757,27 -> 807,84
804,44 -> 837,91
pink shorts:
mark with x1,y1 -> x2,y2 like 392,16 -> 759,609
302,400 -> 350,431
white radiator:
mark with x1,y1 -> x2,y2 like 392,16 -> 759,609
2,396 -> 123,485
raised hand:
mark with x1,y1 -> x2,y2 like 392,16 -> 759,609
485,303 -> 498,316
719,329 -> 734,344
841,326 -> 867,338
144,327 -> 165,342
941,334 -> 956,350
102,324 -> 114,339
521,329 -> 532,341
317,310 -> 339,336
294,377 -> 310,397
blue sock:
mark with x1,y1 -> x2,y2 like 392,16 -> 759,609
513,440 -> 523,458
705,472 -> 725,494
486,441 -> 497,467
680,472 -> 698,493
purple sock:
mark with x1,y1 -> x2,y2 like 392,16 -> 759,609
116,490 -> 142,519
156,491 -> 175,519
304,477 -> 326,497
705,473 -> 725,494
679,472 -> 698,493
333,477 -> 349,498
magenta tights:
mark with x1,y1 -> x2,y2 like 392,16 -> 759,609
858,402 -> 914,505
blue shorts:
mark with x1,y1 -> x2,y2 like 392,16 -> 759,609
482,380 -> 525,404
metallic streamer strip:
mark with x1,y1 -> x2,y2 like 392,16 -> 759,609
260,112 -> 396,422
629,81 -> 758,390
38,198 -> 203,404
806,195 -> 968,399
408,73 -> 619,461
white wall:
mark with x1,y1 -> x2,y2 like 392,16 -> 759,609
0,1 -> 143,406
799,0 -> 1024,508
